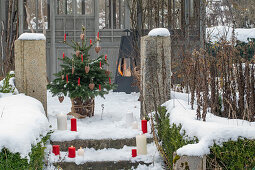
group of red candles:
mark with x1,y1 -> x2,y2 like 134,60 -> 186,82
132,119 -> 148,157
52,145 -> 76,158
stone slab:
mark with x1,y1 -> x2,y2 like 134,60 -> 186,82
173,154 -> 206,170
54,161 -> 152,170
51,137 -> 154,151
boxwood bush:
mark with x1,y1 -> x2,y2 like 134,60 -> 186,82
0,133 -> 51,170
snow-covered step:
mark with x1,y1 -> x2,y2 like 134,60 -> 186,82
48,143 -> 160,170
51,137 -> 154,151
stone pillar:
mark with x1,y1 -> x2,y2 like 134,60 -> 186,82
140,35 -> 171,118
15,33 -> 47,116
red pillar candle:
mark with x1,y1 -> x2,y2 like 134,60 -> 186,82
66,74 -> 68,83
63,52 -> 65,59
109,77 -> 111,85
64,33 -> 66,41
68,146 -> 76,158
52,145 -> 60,155
99,61 -> 102,68
105,54 -> 107,61
78,77 -> 81,86
132,149 -> 137,157
99,84 -> 101,91
97,32 -> 99,39
90,39 -> 92,45
81,54 -> 83,62
141,119 -> 147,133
71,118 -> 77,131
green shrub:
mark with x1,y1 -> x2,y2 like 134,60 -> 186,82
155,106 -> 255,169
154,106 -> 197,165
0,72 -> 15,94
0,132 -> 51,170
208,138 -> 255,169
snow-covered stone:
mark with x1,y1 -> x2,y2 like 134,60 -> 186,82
148,28 -> 170,37
164,91 -> 255,157
18,33 -> 46,40
0,95 -> 49,158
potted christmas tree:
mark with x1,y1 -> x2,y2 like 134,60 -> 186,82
48,27 -> 115,118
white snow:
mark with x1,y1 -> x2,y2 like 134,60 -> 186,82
48,91 -> 152,141
0,94 -> 49,159
18,33 -> 46,41
207,26 -> 255,43
148,28 -> 170,37
164,91 -> 255,157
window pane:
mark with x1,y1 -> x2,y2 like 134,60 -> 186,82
67,0 -> 73,14
57,0 -> 66,15
24,0 -> 36,30
38,0 -> 48,29
85,0 -> 93,15
77,0 -> 83,15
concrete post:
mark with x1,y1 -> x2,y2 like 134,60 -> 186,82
173,153 -> 206,170
15,33 -> 47,116
140,35 -> 171,118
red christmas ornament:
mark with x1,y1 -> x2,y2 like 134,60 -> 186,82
81,54 -> 83,62
64,33 -> 66,41
78,77 -> 81,86
90,39 -> 92,45
105,54 -> 107,61
63,52 -> 65,59
99,84 -> 101,91
66,74 -> 68,83
109,77 -> 111,85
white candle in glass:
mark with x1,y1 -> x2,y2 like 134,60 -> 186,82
136,134 -> 147,155
96,41 -> 100,47
77,147 -> 84,157
57,113 -> 67,130
132,121 -> 138,129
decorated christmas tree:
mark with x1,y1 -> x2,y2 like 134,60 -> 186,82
48,27 -> 115,118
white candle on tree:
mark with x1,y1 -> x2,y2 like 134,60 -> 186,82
136,134 -> 147,155
77,147 -> 84,157
57,113 -> 67,130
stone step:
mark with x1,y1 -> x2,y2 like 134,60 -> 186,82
51,137 -> 154,151
54,161 -> 152,170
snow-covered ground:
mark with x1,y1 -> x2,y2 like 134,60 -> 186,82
207,26 -> 255,43
167,91 -> 255,157
0,94 -> 49,159
48,91 -> 152,141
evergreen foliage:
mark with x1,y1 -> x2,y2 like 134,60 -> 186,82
154,106 -> 197,165
0,72 -> 15,94
48,27 -> 116,100
0,132 -> 51,170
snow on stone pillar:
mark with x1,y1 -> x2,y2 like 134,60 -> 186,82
140,28 -> 171,118
15,33 -> 47,116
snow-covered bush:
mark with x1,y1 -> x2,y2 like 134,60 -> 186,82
0,71 -> 18,95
